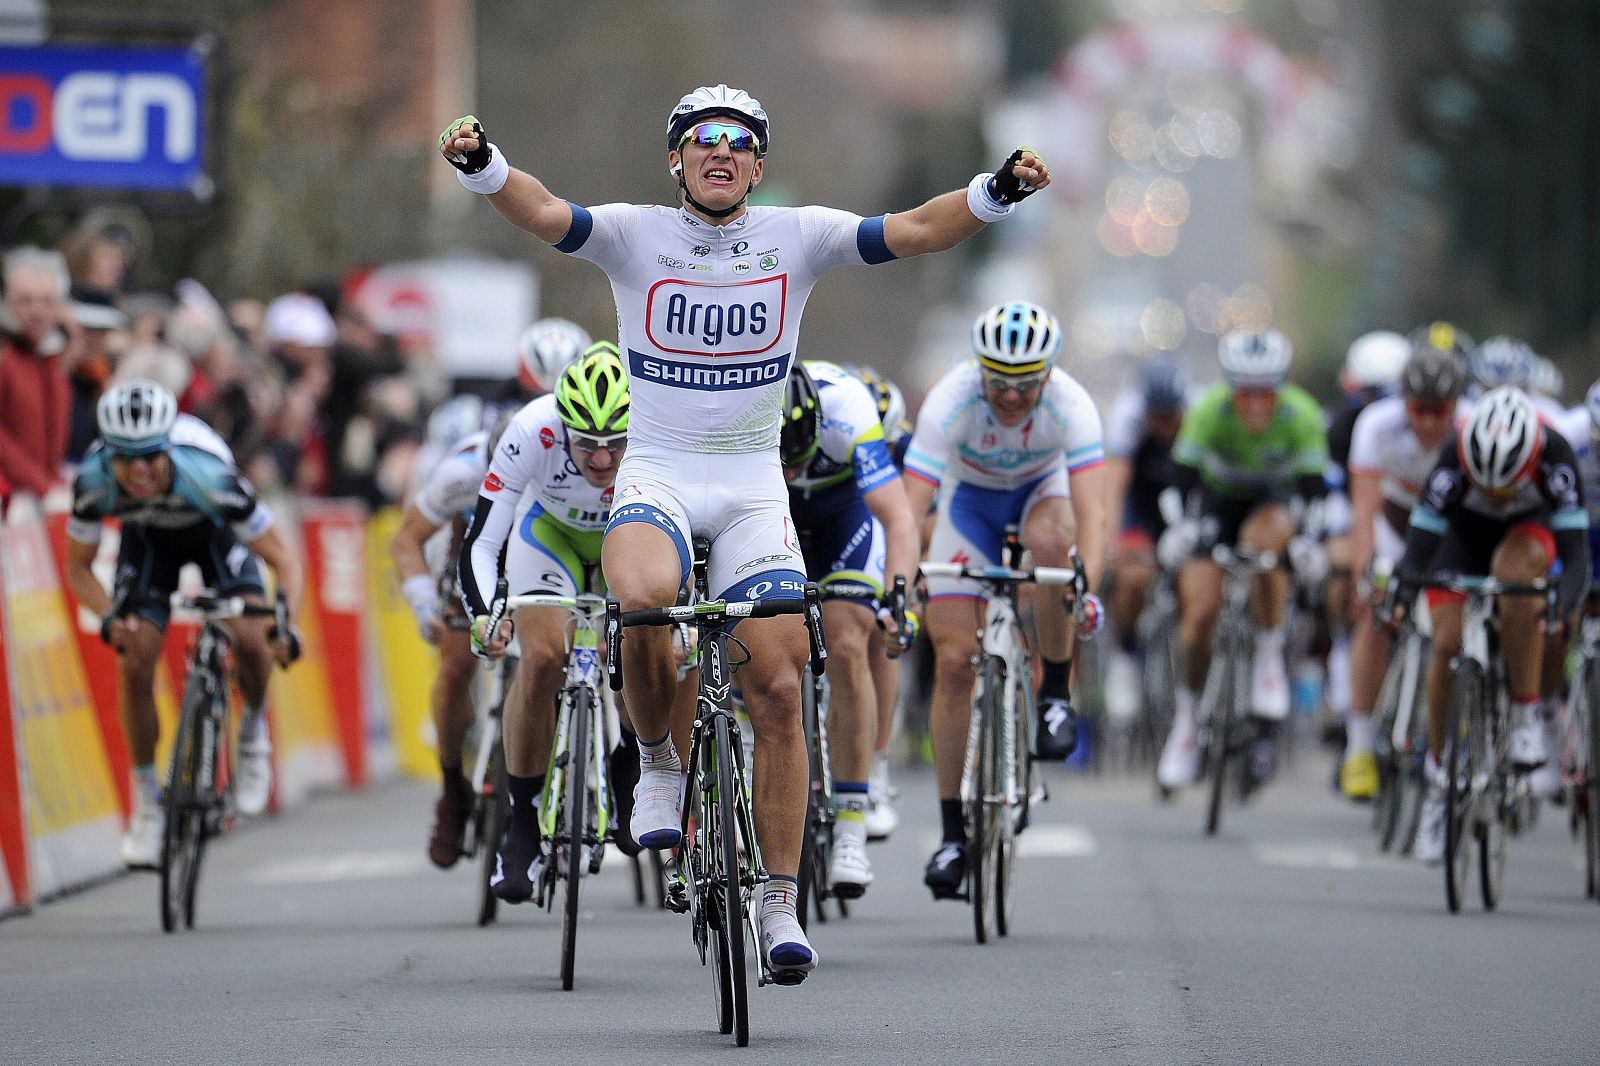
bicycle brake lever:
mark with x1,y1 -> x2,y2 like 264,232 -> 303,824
804,582 -> 827,674
604,598 -> 624,691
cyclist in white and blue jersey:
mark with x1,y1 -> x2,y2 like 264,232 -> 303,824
63,380 -> 304,870
904,302 -> 1107,898
440,83 -> 1049,979
780,360 -> 918,898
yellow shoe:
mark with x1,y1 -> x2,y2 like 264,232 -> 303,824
1340,750 -> 1379,801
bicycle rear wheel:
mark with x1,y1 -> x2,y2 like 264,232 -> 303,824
160,680 -> 207,933
796,675 -> 827,931
477,731 -> 507,927
182,699 -> 222,930
687,733 -> 733,1035
713,714 -> 750,1045
1372,650 -> 1406,850
1479,764 -> 1509,911
1204,645 -> 1236,837
1443,662 -> 1483,914
1583,660 -> 1600,901
970,656 -> 1003,944
560,688 -> 591,991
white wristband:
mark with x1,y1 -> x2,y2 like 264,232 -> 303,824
455,144 -> 510,195
402,574 -> 439,626
966,172 -> 1015,223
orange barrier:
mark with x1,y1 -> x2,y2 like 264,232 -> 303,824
0,526 -> 30,912
301,502 -> 370,788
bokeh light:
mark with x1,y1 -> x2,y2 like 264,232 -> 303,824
1195,109 -> 1243,158
1131,213 -> 1179,257
1226,284 -> 1274,332
1185,283 -> 1229,334
1096,213 -> 1139,257
1071,308 -> 1120,360
1109,110 -> 1156,166
1140,298 -> 1187,350
1105,175 -> 1145,225
1144,176 -> 1191,227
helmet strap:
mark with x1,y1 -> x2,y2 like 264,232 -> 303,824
678,171 -> 751,221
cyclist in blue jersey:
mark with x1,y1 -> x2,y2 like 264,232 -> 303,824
441,83 -> 1049,979
780,360 -> 918,896
63,380 -> 304,869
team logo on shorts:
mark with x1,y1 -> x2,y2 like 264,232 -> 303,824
539,427 -> 557,449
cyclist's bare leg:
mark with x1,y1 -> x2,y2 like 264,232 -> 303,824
1425,598 -> 1464,762
117,622 -> 165,766
1021,496 -> 1077,662
505,605 -> 568,777
1492,530 -> 1549,701
1348,595 -> 1390,728
1324,535 -> 1354,631
822,600 -> 877,785
1177,558 -> 1222,692
727,613 -> 807,878
223,609 -> 273,712
868,627 -> 899,757
1110,546 -> 1155,649
1239,504 -> 1294,628
927,597 -> 982,799
601,524 -> 683,745
431,628 -> 476,767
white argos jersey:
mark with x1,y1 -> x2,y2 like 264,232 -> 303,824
554,203 -> 895,454
903,361 -> 1105,491
1347,395 -> 1471,521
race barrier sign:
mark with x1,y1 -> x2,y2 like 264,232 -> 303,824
0,43 -> 209,194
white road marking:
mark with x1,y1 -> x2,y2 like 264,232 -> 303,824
249,849 -> 429,884
919,825 -> 1098,858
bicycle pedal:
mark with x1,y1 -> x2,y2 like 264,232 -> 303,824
665,884 -> 691,914
768,969 -> 808,987
831,881 -> 866,901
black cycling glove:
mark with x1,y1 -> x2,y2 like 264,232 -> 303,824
440,117 -> 493,174
987,147 -> 1045,205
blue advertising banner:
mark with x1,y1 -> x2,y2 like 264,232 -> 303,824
0,44 -> 207,194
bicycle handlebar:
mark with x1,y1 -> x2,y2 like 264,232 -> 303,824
169,591 -> 278,621
918,562 -> 1079,587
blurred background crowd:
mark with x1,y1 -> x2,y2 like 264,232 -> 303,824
2,0 -> 1598,512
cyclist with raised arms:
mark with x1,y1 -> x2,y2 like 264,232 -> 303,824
1337,346 -> 1470,799
1102,357 -> 1187,718
780,360 -> 919,896
1154,329 -> 1330,793
1389,386 -> 1590,862
904,301 -> 1106,898
63,380 -> 303,867
459,345 -> 632,902
391,405 -> 506,869
441,84 -> 1047,977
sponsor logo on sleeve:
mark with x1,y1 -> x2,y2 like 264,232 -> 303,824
483,472 -> 505,493
539,426 -> 556,449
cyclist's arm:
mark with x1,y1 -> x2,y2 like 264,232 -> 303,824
863,477 -> 920,595
439,121 -> 573,244
1540,429 -> 1592,612
882,150 -> 1049,258
390,500 -> 442,583
246,523 -> 304,623
1347,469 -> 1381,581
1395,445 -> 1463,591
1103,456 -> 1133,551
63,534 -> 111,618
904,475 -> 938,554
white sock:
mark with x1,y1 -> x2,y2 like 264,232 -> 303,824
1327,635 -> 1352,715
1255,626 -> 1285,653
1345,714 -> 1375,757
1174,688 -> 1197,734
240,703 -> 269,747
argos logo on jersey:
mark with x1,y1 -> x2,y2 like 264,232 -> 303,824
645,275 -> 786,357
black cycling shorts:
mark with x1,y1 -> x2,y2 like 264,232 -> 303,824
114,520 -> 267,630
1424,507 -> 1553,580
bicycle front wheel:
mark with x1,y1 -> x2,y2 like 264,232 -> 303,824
713,714 -> 750,1046
1204,645 -> 1236,838
970,656 -> 1004,944
1583,659 -> 1600,902
995,671 -> 1025,938
1371,648 -> 1407,850
1443,662 -> 1483,914
560,687 -> 592,991
160,680 -> 207,933
477,731 -> 507,927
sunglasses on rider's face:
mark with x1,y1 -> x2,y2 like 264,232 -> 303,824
677,122 -> 761,156
1405,400 -> 1452,418
982,372 -> 1047,396
569,431 -> 627,454
110,448 -> 167,465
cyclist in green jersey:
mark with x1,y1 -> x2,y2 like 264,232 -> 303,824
1155,329 -> 1331,791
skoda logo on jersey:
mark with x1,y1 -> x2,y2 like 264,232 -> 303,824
760,254 -> 778,271
645,274 -> 785,356
732,261 -> 752,276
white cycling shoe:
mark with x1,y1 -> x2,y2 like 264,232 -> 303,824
1104,650 -> 1142,723
120,801 -> 164,870
1251,647 -> 1291,721
866,758 -> 899,841
1157,719 -> 1199,790
829,833 -> 873,899
631,764 -> 683,850
235,739 -> 273,817
1416,783 -> 1447,866
1509,709 -> 1548,770
759,903 -> 818,984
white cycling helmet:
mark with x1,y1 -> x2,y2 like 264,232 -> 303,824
426,394 -> 484,450
666,84 -> 769,156
1343,330 -> 1410,390
971,301 -> 1063,377
97,378 -> 177,455
517,318 -> 591,393
1469,336 -> 1535,390
1527,355 -> 1563,400
1585,377 -> 1600,445
1218,328 -> 1292,389
880,379 -> 907,434
1459,386 -> 1542,492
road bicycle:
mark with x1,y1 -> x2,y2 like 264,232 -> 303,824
920,529 -> 1081,944
1562,590 -> 1600,902
605,556 -> 827,1047
1425,574 -> 1552,913
1371,589 -> 1432,855
159,589 -> 287,933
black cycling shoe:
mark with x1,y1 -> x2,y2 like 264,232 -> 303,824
923,840 -> 967,900
1031,695 -> 1079,760
490,823 -> 539,904
608,737 -> 642,857
1247,726 -> 1279,793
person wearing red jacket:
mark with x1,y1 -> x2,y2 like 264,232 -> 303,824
0,247 -> 75,506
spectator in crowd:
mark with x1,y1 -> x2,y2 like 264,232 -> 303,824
64,285 -> 129,462
264,292 -> 336,492
305,282 -> 409,502
0,246 -> 76,505
61,220 -> 135,296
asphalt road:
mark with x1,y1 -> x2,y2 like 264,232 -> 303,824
5,746 -> 1598,1065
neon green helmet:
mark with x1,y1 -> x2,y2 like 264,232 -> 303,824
555,342 -> 629,434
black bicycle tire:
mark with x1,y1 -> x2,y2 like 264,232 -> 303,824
477,735 -> 506,927
796,674 -> 820,931
560,687 -> 591,990
971,655 -> 1003,944
160,674 -> 207,933
1372,646 -> 1407,849
714,713 -> 750,1046
1443,662 -> 1481,914
1205,639 -> 1235,838
995,671 -> 1023,937
694,722 -> 734,1036
1584,658 -> 1600,902
183,690 -> 223,929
